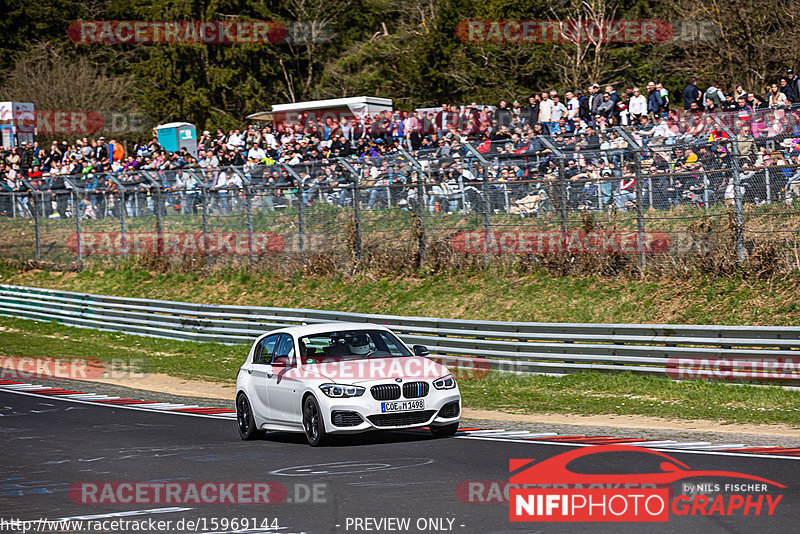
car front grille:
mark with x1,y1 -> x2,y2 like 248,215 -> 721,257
438,400 -> 460,418
367,410 -> 436,427
331,410 -> 363,427
402,381 -> 429,399
371,384 -> 401,401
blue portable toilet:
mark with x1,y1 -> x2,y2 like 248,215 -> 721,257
156,122 -> 197,157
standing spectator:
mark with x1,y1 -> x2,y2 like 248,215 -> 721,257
565,91 -> 580,123
705,82 -> 724,109
578,90 -> 591,125
550,95 -> 567,132
646,82 -> 664,120
588,84 -> 603,124
629,87 -> 647,121
521,95 -> 540,125
722,92 -> 738,111
769,83 -> 788,107
538,92 -> 554,133
787,69 -> 800,103
605,85 -> 620,124
94,137 -> 109,161
779,77 -> 795,103
494,101 -> 513,128
683,77 -> 701,110
656,83 -> 670,113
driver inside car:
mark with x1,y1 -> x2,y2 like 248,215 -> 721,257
346,332 -> 372,355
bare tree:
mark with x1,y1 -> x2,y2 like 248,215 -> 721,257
668,0 -> 800,90
549,0 -> 629,88
0,42 -> 143,142
283,0 -> 355,102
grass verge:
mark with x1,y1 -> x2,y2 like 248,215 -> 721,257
2,316 -> 798,426
1,262 -> 800,325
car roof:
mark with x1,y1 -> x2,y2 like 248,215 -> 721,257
257,322 -> 394,340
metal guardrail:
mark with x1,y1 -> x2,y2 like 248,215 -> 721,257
1,284 -> 798,381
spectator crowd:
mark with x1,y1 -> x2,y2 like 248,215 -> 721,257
2,71 -> 800,220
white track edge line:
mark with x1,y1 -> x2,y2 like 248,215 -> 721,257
0,387 -> 235,420
456,435 -> 800,460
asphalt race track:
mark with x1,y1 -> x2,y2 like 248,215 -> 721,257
1,389 -> 797,534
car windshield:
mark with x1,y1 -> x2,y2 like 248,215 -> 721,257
298,329 -> 412,360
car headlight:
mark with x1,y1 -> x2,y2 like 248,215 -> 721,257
319,383 -> 365,398
433,374 -> 456,390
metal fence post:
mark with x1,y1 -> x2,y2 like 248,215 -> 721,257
398,147 -> 427,266
22,180 -> 41,262
282,165 -> 306,258
71,185 -> 82,269
615,128 -> 647,268
539,138 -> 568,233
244,182 -> 255,264
111,178 -> 128,257
141,171 -> 164,255
463,143 -> 494,248
557,157 -> 568,233
191,170 -> 210,260
338,158 -> 363,264
34,191 -> 41,261
415,168 -> 427,267
713,116 -> 745,265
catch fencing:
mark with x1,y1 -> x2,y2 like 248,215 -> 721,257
2,106 -> 799,274
1,284 -> 798,382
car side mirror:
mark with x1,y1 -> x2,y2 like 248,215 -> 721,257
273,355 -> 293,368
413,345 -> 430,357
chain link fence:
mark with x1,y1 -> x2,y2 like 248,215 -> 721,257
2,108 -> 799,275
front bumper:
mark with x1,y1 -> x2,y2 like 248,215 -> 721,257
317,388 -> 461,434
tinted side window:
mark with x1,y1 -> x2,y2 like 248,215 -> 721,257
255,334 -> 279,364
274,334 -> 295,364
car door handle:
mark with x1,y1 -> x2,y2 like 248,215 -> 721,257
247,367 -> 253,374
267,371 -> 274,378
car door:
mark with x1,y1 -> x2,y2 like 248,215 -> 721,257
267,334 -> 301,425
249,334 -> 279,422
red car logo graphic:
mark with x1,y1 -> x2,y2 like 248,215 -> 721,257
509,445 -> 786,487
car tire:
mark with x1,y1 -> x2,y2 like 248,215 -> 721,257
302,395 -> 327,447
430,423 -> 459,438
237,394 -> 265,440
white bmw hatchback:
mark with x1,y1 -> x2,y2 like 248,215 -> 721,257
236,322 -> 461,446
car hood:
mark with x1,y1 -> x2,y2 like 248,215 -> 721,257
297,356 -> 450,384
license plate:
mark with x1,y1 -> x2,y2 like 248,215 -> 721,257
381,400 -> 425,412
